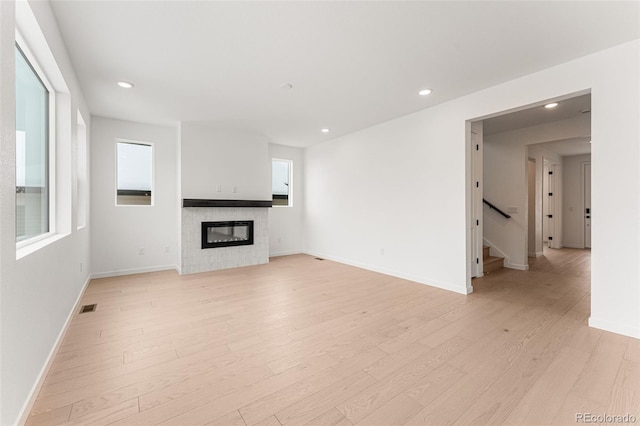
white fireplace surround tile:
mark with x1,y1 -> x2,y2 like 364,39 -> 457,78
181,207 -> 269,274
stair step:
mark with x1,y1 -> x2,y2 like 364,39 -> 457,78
483,255 -> 504,273
483,246 -> 490,258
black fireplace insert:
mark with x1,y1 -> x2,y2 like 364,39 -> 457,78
201,221 -> 254,249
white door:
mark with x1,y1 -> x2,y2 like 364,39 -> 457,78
584,163 -> 591,248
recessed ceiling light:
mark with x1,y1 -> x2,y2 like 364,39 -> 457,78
280,83 -> 293,90
117,81 -> 134,89
544,102 -> 558,109
418,89 -> 432,96
321,128 -> 330,133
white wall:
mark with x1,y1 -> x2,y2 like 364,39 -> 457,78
304,109 -> 469,293
0,3 -> 10,422
180,123 -> 271,201
90,117 -> 178,277
269,143 -> 304,256
304,40 -> 640,338
587,44 -> 639,338
563,154 -> 591,248
0,1 -> 92,424
483,135 -> 529,269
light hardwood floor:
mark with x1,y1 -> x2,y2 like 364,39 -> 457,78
26,249 -> 639,425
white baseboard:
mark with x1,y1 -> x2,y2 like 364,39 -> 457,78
504,261 -> 529,271
589,316 -> 640,339
17,274 -> 91,426
90,264 -> 179,279
562,243 -> 585,249
269,250 -> 302,258
303,250 -> 470,295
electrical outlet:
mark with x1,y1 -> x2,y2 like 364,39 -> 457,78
80,262 -> 83,272
216,185 -> 222,192
138,248 -> 145,255
165,246 -> 170,253
380,248 -> 385,255
232,186 -> 238,193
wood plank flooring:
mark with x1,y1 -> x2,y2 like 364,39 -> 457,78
26,249 -> 639,425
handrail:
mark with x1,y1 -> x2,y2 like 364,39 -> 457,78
483,199 -> 511,219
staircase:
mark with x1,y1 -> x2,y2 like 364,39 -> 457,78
483,246 -> 504,274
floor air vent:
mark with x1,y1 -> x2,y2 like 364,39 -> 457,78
79,304 -> 97,314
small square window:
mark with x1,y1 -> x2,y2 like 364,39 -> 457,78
116,141 -> 153,206
272,159 -> 292,207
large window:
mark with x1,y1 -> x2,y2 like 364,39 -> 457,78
116,141 -> 153,206
15,44 -> 51,242
272,159 -> 292,206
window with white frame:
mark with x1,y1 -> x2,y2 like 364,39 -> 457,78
272,159 -> 292,206
116,141 -> 153,206
15,43 -> 52,242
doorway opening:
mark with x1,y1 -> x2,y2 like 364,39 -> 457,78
467,91 -> 591,302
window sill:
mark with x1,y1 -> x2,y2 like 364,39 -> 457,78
16,233 -> 68,260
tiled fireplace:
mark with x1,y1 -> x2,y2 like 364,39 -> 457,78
181,199 -> 271,274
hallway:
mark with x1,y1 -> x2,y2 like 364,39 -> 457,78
474,248 -> 591,320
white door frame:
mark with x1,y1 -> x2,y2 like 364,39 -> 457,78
467,120 -> 483,290
583,161 -> 592,248
543,161 -> 562,249
527,157 -> 536,257
543,160 -> 551,248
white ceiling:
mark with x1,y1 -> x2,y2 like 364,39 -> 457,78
483,93 -> 592,156
483,94 -> 592,136
535,138 -> 592,157
50,1 -> 639,147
